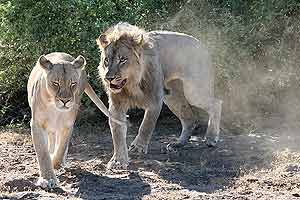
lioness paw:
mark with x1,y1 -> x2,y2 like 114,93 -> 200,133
36,177 -> 58,189
129,141 -> 149,154
204,135 -> 219,147
107,158 -> 128,170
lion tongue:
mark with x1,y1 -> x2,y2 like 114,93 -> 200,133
111,79 -> 127,89
120,79 -> 127,86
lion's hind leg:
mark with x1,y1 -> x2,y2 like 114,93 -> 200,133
204,98 -> 222,147
164,80 -> 197,150
183,80 -> 222,147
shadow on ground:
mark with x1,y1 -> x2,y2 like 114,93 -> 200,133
1,160 -> 151,200
127,114 -> 274,193
59,167 -> 151,200
0,112 -> 289,199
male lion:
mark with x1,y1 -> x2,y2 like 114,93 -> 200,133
97,23 -> 222,169
28,52 -> 124,188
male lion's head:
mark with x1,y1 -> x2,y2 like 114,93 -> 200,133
38,54 -> 86,111
96,23 -> 148,94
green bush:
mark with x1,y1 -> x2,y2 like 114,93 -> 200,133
1,0 -> 300,131
0,0 -> 184,126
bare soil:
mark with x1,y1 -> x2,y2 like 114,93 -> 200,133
1,115 -> 300,200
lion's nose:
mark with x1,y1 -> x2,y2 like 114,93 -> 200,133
105,76 -> 115,82
59,99 -> 71,105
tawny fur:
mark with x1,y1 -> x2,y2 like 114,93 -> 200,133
97,23 -> 222,170
28,52 -> 124,188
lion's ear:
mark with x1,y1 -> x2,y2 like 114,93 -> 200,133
38,55 -> 53,70
72,55 -> 86,70
96,34 -> 109,49
134,34 -> 144,47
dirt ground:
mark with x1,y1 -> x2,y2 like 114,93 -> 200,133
1,115 -> 300,200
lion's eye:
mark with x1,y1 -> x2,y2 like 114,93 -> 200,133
104,58 -> 109,67
119,57 -> 127,64
71,82 -> 77,87
52,81 -> 59,87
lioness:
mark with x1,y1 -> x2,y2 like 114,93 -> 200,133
28,52 -> 124,188
97,23 -> 222,169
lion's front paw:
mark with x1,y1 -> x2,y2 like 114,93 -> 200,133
107,157 -> 128,170
166,142 -> 185,152
129,140 -> 148,154
204,134 -> 219,147
36,177 -> 58,189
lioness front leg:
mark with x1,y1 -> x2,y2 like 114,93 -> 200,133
31,122 -> 57,188
129,103 -> 162,154
107,104 -> 128,170
51,127 -> 73,169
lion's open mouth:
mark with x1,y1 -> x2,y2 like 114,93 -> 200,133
110,79 -> 127,90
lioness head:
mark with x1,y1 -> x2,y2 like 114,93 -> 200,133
38,55 -> 86,111
97,23 -> 146,94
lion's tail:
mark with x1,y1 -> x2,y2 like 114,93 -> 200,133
84,83 -> 126,126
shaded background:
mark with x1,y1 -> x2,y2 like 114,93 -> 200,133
1,0 -> 300,134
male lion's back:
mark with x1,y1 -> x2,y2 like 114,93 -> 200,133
147,31 -> 213,85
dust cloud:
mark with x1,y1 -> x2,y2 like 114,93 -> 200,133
152,0 -> 300,136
